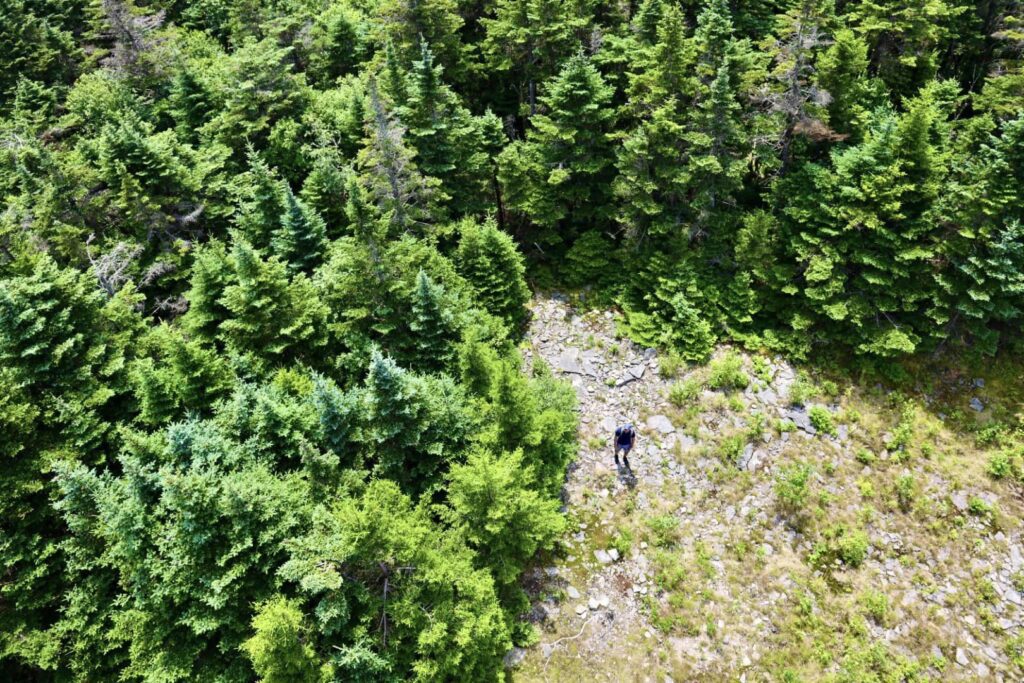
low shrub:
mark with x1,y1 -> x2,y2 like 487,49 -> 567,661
809,525 -> 870,569
708,352 -> 748,391
894,473 -> 916,512
775,462 -> 813,514
860,590 -> 891,626
646,514 -> 680,548
668,378 -> 701,408
809,406 -> 838,436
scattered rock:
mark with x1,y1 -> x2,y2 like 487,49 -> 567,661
608,548 -> 620,562
566,586 -> 580,600
594,549 -> 613,564
646,414 -> 676,434
955,647 -> 968,666
588,597 -> 600,610
951,491 -> 969,513
969,397 -> 985,412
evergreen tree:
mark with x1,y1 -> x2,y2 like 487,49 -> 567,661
300,149 -> 349,233
281,480 -> 510,680
815,28 -> 881,141
401,42 -> 493,216
497,53 -> 617,240
131,324 -> 234,425
243,597 -> 321,683
272,184 -> 327,275
183,239 -> 233,343
373,0 -> 467,80
0,256 -> 140,670
219,240 -> 328,367
447,449 -> 566,585
454,218 -> 530,330
236,149 -> 286,251
406,270 -> 459,372
357,82 -> 443,235
482,0 -> 587,113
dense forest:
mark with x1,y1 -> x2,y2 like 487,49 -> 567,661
1,0 -> 1022,679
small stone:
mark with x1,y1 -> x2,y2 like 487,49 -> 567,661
741,655 -> 752,667
608,548 -> 620,562
970,397 -> 985,412
594,549 -> 613,564
588,597 -> 600,610
951,492 -> 969,513
640,541 -> 649,550
973,378 -> 985,388
599,595 -> 610,607
575,604 -> 587,615
567,586 -> 580,600
955,647 -> 968,666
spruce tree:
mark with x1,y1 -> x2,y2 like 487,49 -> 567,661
236,149 -> 286,251
406,270 -> 459,372
272,184 -> 327,275
497,53 -> 617,240
454,218 -> 530,331
357,81 -> 443,235
219,240 -> 328,367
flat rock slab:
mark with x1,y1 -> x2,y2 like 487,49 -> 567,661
647,414 -> 676,434
785,407 -> 817,435
555,348 -> 583,374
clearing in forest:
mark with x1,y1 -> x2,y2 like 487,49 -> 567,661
511,295 -> 1024,682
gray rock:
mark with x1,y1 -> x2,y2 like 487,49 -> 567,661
601,416 -> 617,433
785,407 -> 817,435
504,647 -> 527,668
646,414 -> 676,434
955,647 -> 968,666
588,597 -> 599,610
969,397 -> 985,412
951,491 -> 969,513
554,348 -> 582,374
566,586 -> 580,600
575,604 -> 587,616
608,548 -> 620,561
973,378 -> 985,388
594,549 -> 613,564
643,348 -> 657,360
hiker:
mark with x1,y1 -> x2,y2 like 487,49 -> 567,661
614,423 -> 637,470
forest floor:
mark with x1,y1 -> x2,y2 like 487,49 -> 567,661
509,294 -> 1024,682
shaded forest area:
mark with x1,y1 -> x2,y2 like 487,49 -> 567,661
1,0 -> 1022,679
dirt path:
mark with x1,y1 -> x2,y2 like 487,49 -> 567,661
510,295 -> 1024,683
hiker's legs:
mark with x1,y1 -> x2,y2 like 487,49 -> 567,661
622,446 -> 631,470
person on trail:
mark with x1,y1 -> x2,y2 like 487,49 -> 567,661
614,423 -> 636,470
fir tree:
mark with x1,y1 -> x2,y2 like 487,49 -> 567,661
482,0 -> 587,113
236,149 -> 286,251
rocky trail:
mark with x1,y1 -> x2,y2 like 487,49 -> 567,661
509,295 -> 1024,682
